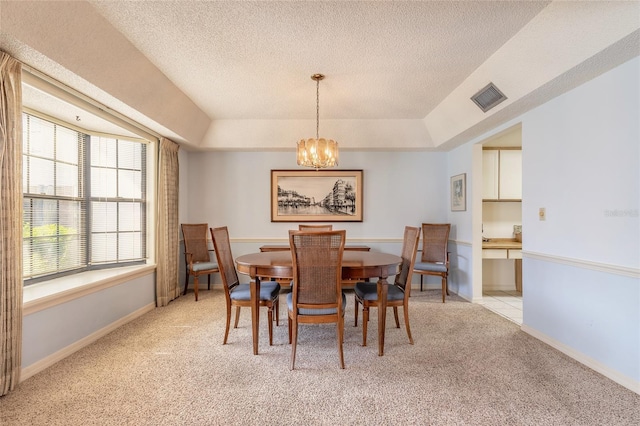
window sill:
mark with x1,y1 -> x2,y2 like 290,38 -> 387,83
23,264 -> 156,315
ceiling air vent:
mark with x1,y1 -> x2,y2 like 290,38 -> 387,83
471,82 -> 507,112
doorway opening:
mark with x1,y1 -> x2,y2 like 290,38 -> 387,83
477,124 -> 522,324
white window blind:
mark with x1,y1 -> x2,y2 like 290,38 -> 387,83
23,114 -> 86,279
90,136 -> 146,264
22,113 -> 147,283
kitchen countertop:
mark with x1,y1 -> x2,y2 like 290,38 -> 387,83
482,238 -> 522,249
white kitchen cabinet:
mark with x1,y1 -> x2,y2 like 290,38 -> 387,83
499,150 -> 522,199
483,149 -> 522,200
508,249 -> 522,259
482,249 -> 507,259
482,248 -> 522,259
482,150 -> 499,199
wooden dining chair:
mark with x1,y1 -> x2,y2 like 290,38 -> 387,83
298,224 -> 333,231
211,226 -> 280,346
413,223 -> 451,303
288,229 -> 346,370
354,226 -> 420,346
181,223 -> 219,301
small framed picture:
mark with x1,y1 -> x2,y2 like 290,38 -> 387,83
450,173 -> 466,211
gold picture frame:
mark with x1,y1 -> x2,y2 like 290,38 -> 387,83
451,173 -> 466,211
271,169 -> 363,222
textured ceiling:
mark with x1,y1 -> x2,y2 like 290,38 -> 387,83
88,1 -> 548,120
6,1 -> 640,150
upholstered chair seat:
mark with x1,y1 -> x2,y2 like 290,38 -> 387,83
413,261 -> 447,273
190,261 -> 218,272
354,283 -> 405,302
287,292 -> 346,316
232,282 -> 281,302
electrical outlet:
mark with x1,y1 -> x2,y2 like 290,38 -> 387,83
539,207 -> 546,221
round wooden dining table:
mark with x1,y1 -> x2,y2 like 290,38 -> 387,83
235,250 -> 402,356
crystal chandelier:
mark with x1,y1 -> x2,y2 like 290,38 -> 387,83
296,74 -> 338,169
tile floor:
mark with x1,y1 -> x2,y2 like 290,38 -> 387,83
481,290 -> 522,325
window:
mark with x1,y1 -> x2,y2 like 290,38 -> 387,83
22,113 -> 147,283
90,136 -> 146,264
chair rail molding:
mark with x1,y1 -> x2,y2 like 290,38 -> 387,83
524,251 -> 639,279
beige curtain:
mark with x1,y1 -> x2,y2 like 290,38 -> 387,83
0,52 -> 23,395
156,137 -> 180,307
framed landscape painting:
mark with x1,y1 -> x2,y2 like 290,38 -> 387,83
271,170 -> 363,222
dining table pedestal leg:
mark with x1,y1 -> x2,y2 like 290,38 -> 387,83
377,277 -> 389,356
251,277 -> 261,355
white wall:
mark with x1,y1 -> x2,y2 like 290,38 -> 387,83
444,143 -> 476,301
447,56 -> 640,391
520,57 -> 639,389
523,59 -> 639,268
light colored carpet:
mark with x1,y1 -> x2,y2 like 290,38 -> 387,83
1,289 -> 638,425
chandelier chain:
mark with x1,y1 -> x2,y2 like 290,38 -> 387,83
316,77 -> 320,140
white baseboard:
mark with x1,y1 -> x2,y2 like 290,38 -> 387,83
20,302 -> 156,382
521,324 -> 640,395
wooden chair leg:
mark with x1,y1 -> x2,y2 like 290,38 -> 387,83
441,277 -> 446,303
403,304 -> 414,344
420,275 -> 423,292
354,298 -> 359,327
268,305 -> 274,346
193,275 -> 199,301
184,271 -> 190,295
234,306 -> 241,328
288,317 -> 292,344
290,320 -> 298,370
393,306 -> 400,328
362,305 -> 369,346
337,317 -> 345,369
223,299 -> 232,344
275,300 -> 280,326
207,274 -> 211,290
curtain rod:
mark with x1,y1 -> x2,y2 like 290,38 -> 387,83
20,63 -> 162,143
